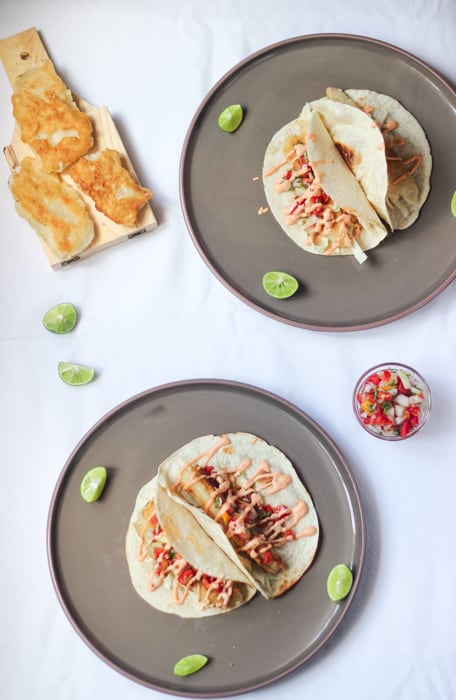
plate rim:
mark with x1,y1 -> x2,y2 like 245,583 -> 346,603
46,378 -> 366,697
179,33 -> 456,332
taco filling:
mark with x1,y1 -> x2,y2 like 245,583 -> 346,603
263,109 -> 387,264
308,88 -> 432,230
126,477 -> 256,617
172,459 -> 314,575
266,137 -> 363,257
136,500 -> 242,610
158,433 -> 319,599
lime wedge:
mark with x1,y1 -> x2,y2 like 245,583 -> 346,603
262,271 -> 299,299
58,361 -> 95,386
327,564 -> 353,601
451,190 -> 456,218
173,654 -> 208,677
80,466 -> 107,503
43,303 -> 77,334
217,104 -> 243,133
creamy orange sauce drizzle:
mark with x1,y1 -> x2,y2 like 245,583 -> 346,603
377,119 -> 422,185
263,157 -> 289,178
265,140 -> 362,252
174,435 -> 230,490
257,206 -> 269,215
137,508 -> 234,609
403,154 -> 422,175
381,119 -> 399,134
390,154 -> 423,185
387,134 -> 406,148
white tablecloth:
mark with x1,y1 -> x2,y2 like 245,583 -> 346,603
1,1 -> 455,698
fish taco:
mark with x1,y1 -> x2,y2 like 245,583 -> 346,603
307,88 -> 432,230
263,106 -> 387,263
125,476 -> 256,617
158,432 -> 319,599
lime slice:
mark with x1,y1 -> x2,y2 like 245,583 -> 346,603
217,104 -> 243,133
173,654 -> 208,677
80,466 -> 107,503
327,564 -> 353,601
43,303 -> 77,334
451,190 -> 456,218
58,361 -> 95,386
262,271 -> 299,299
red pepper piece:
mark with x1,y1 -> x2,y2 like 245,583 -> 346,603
153,546 -> 167,559
289,198 -> 305,215
262,551 -> 272,565
400,420 -> 412,438
366,373 -> 381,386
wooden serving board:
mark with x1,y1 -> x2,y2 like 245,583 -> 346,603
0,27 -> 157,269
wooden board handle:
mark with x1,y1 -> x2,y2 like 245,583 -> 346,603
0,27 -> 49,86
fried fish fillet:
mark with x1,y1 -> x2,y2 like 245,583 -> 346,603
67,148 -> 153,225
12,60 -> 93,173
9,157 -> 94,261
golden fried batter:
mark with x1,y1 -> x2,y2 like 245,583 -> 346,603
9,157 -> 94,261
67,148 -> 153,225
12,60 -> 93,173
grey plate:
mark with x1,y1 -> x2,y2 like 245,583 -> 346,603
180,35 -> 456,331
47,380 -> 365,697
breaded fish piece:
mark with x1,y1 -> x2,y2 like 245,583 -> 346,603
12,60 -> 93,173
9,157 -> 94,261
67,148 -> 153,225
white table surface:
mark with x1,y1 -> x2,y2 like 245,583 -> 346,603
1,1 -> 455,699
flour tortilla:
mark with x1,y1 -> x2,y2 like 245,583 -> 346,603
158,432 -> 319,599
308,89 -> 432,230
263,107 -> 387,262
125,477 -> 256,617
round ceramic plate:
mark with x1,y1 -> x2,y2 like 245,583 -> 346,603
180,34 -> 456,331
47,380 -> 365,697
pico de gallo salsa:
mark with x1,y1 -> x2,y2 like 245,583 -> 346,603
354,365 -> 430,439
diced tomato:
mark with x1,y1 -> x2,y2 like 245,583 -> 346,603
202,465 -> 214,475
201,575 -> 215,589
178,568 -> 195,584
153,546 -> 167,559
396,376 -> 409,395
310,192 -> 330,205
400,420 -> 412,438
289,198 -> 305,215
262,551 -> 272,565
366,373 -> 381,386
372,412 -> 392,426
284,169 -> 292,180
